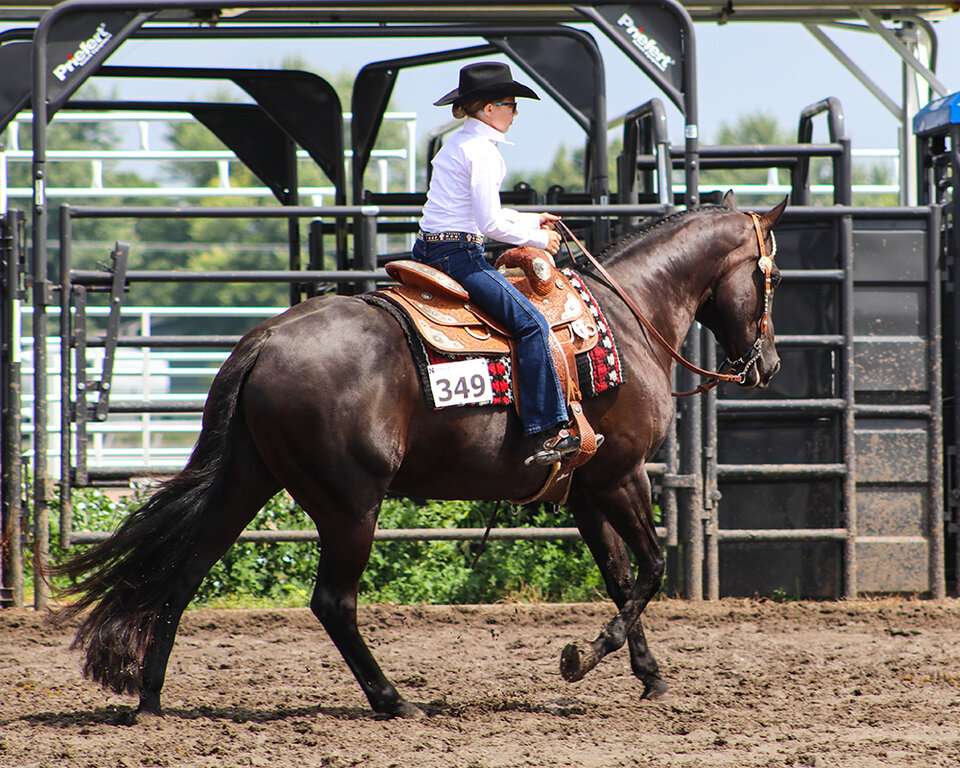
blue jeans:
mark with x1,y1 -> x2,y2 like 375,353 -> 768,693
412,238 -> 568,435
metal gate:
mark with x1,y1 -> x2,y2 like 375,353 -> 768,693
0,209 -> 25,608
916,90 -> 960,597
709,207 -> 944,599
628,95 -> 947,598
4,194 -> 952,603
1,0 -> 955,605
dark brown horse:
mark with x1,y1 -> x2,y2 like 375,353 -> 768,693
54,192 -> 785,719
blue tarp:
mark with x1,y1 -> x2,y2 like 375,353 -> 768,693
914,91 -> 960,134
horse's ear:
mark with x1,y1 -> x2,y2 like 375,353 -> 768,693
721,190 -> 737,210
760,197 -> 788,230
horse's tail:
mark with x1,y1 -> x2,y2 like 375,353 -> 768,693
51,327 -> 272,695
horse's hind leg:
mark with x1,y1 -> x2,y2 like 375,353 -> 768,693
137,442 -> 280,716
307,502 -> 422,719
564,470 -> 668,698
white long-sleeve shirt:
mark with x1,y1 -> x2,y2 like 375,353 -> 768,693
419,117 -> 549,250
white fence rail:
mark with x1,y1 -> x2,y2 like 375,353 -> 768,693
20,305 -> 281,474
1,109 -> 418,208
2,110 -> 902,208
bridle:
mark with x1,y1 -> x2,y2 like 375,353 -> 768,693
556,212 -> 776,397
715,212 -> 777,387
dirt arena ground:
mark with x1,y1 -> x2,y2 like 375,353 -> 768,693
2,599 -> 960,768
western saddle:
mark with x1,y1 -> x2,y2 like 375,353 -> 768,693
379,247 -> 603,503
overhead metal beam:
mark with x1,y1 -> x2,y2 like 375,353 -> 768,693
858,8 -> 948,97
804,23 -> 902,120
1,2 -> 959,25
804,11 -> 948,204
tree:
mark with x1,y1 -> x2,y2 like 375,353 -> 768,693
850,161 -> 897,207
707,110 -> 897,207
136,84 -> 292,307
122,60 -> 422,307
506,145 -> 585,194
504,136 -> 625,199
700,111 -> 793,206
6,83 -> 150,278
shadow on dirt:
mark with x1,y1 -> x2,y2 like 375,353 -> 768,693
8,696 -> 592,729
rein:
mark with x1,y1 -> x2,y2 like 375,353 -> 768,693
556,214 -> 774,398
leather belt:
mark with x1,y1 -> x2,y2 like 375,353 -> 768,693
417,230 -> 484,247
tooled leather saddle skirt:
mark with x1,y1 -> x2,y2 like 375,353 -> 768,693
369,247 -> 624,503
378,247 -> 600,406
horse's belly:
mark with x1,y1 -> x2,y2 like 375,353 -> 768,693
391,414 -> 548,502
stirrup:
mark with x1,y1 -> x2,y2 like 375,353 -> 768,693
524,428 -> 581,466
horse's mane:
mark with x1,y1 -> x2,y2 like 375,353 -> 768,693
595,204 -> 733,265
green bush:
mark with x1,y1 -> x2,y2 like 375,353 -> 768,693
360,498 -> 605,604
52,488 -> 607,607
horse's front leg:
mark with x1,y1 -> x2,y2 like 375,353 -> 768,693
563,470 -> 668,698
568,512 -> 668,699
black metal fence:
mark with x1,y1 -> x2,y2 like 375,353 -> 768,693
0,195 -> 947,607
3,99 -> 956,605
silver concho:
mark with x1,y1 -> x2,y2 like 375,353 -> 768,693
430,329 -> 463,349
560,294 -> 581,322
571,318 -> 597,339
414,301 -> 458,324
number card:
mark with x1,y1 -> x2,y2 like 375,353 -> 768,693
427,358 -> 493,408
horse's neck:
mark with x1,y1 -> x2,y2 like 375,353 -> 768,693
610,219 -> 726,352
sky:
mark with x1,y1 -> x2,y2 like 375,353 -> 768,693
21,11 -> 960,174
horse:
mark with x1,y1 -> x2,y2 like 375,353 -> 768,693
53,191 -> 786,720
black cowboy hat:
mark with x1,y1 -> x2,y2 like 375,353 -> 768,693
433,62 -> 539,107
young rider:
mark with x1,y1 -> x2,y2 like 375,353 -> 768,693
414,61 -> 600,466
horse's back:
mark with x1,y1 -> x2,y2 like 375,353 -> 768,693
243,294 -> 405,366
240,296 -> 423,487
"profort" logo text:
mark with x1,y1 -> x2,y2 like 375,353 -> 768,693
53,23 -> 113,83
616,13 -> 676,73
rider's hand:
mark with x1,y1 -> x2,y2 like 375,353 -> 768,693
543,229 -> 561,256
539,212 -> 561,229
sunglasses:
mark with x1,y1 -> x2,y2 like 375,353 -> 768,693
491,101 -> 518,113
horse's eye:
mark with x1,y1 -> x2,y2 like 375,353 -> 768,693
770,272 -> 781,288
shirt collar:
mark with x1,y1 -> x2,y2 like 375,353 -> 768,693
463,116 -> 514,146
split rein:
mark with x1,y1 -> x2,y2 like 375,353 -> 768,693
555,214 -> 775,398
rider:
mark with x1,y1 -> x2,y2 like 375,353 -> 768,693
413,61 -> 598,466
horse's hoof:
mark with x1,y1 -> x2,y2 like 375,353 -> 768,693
560,641 -> 599,682
131,704 -> 164,724
390,700 -> 426,719
641,678 -> 670,701
136,698 -> 164,719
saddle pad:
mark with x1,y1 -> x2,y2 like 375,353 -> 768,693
362,272 -> 623,409
563,269 -> 624,397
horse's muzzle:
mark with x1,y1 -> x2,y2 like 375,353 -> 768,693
752,355 -> 781,389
